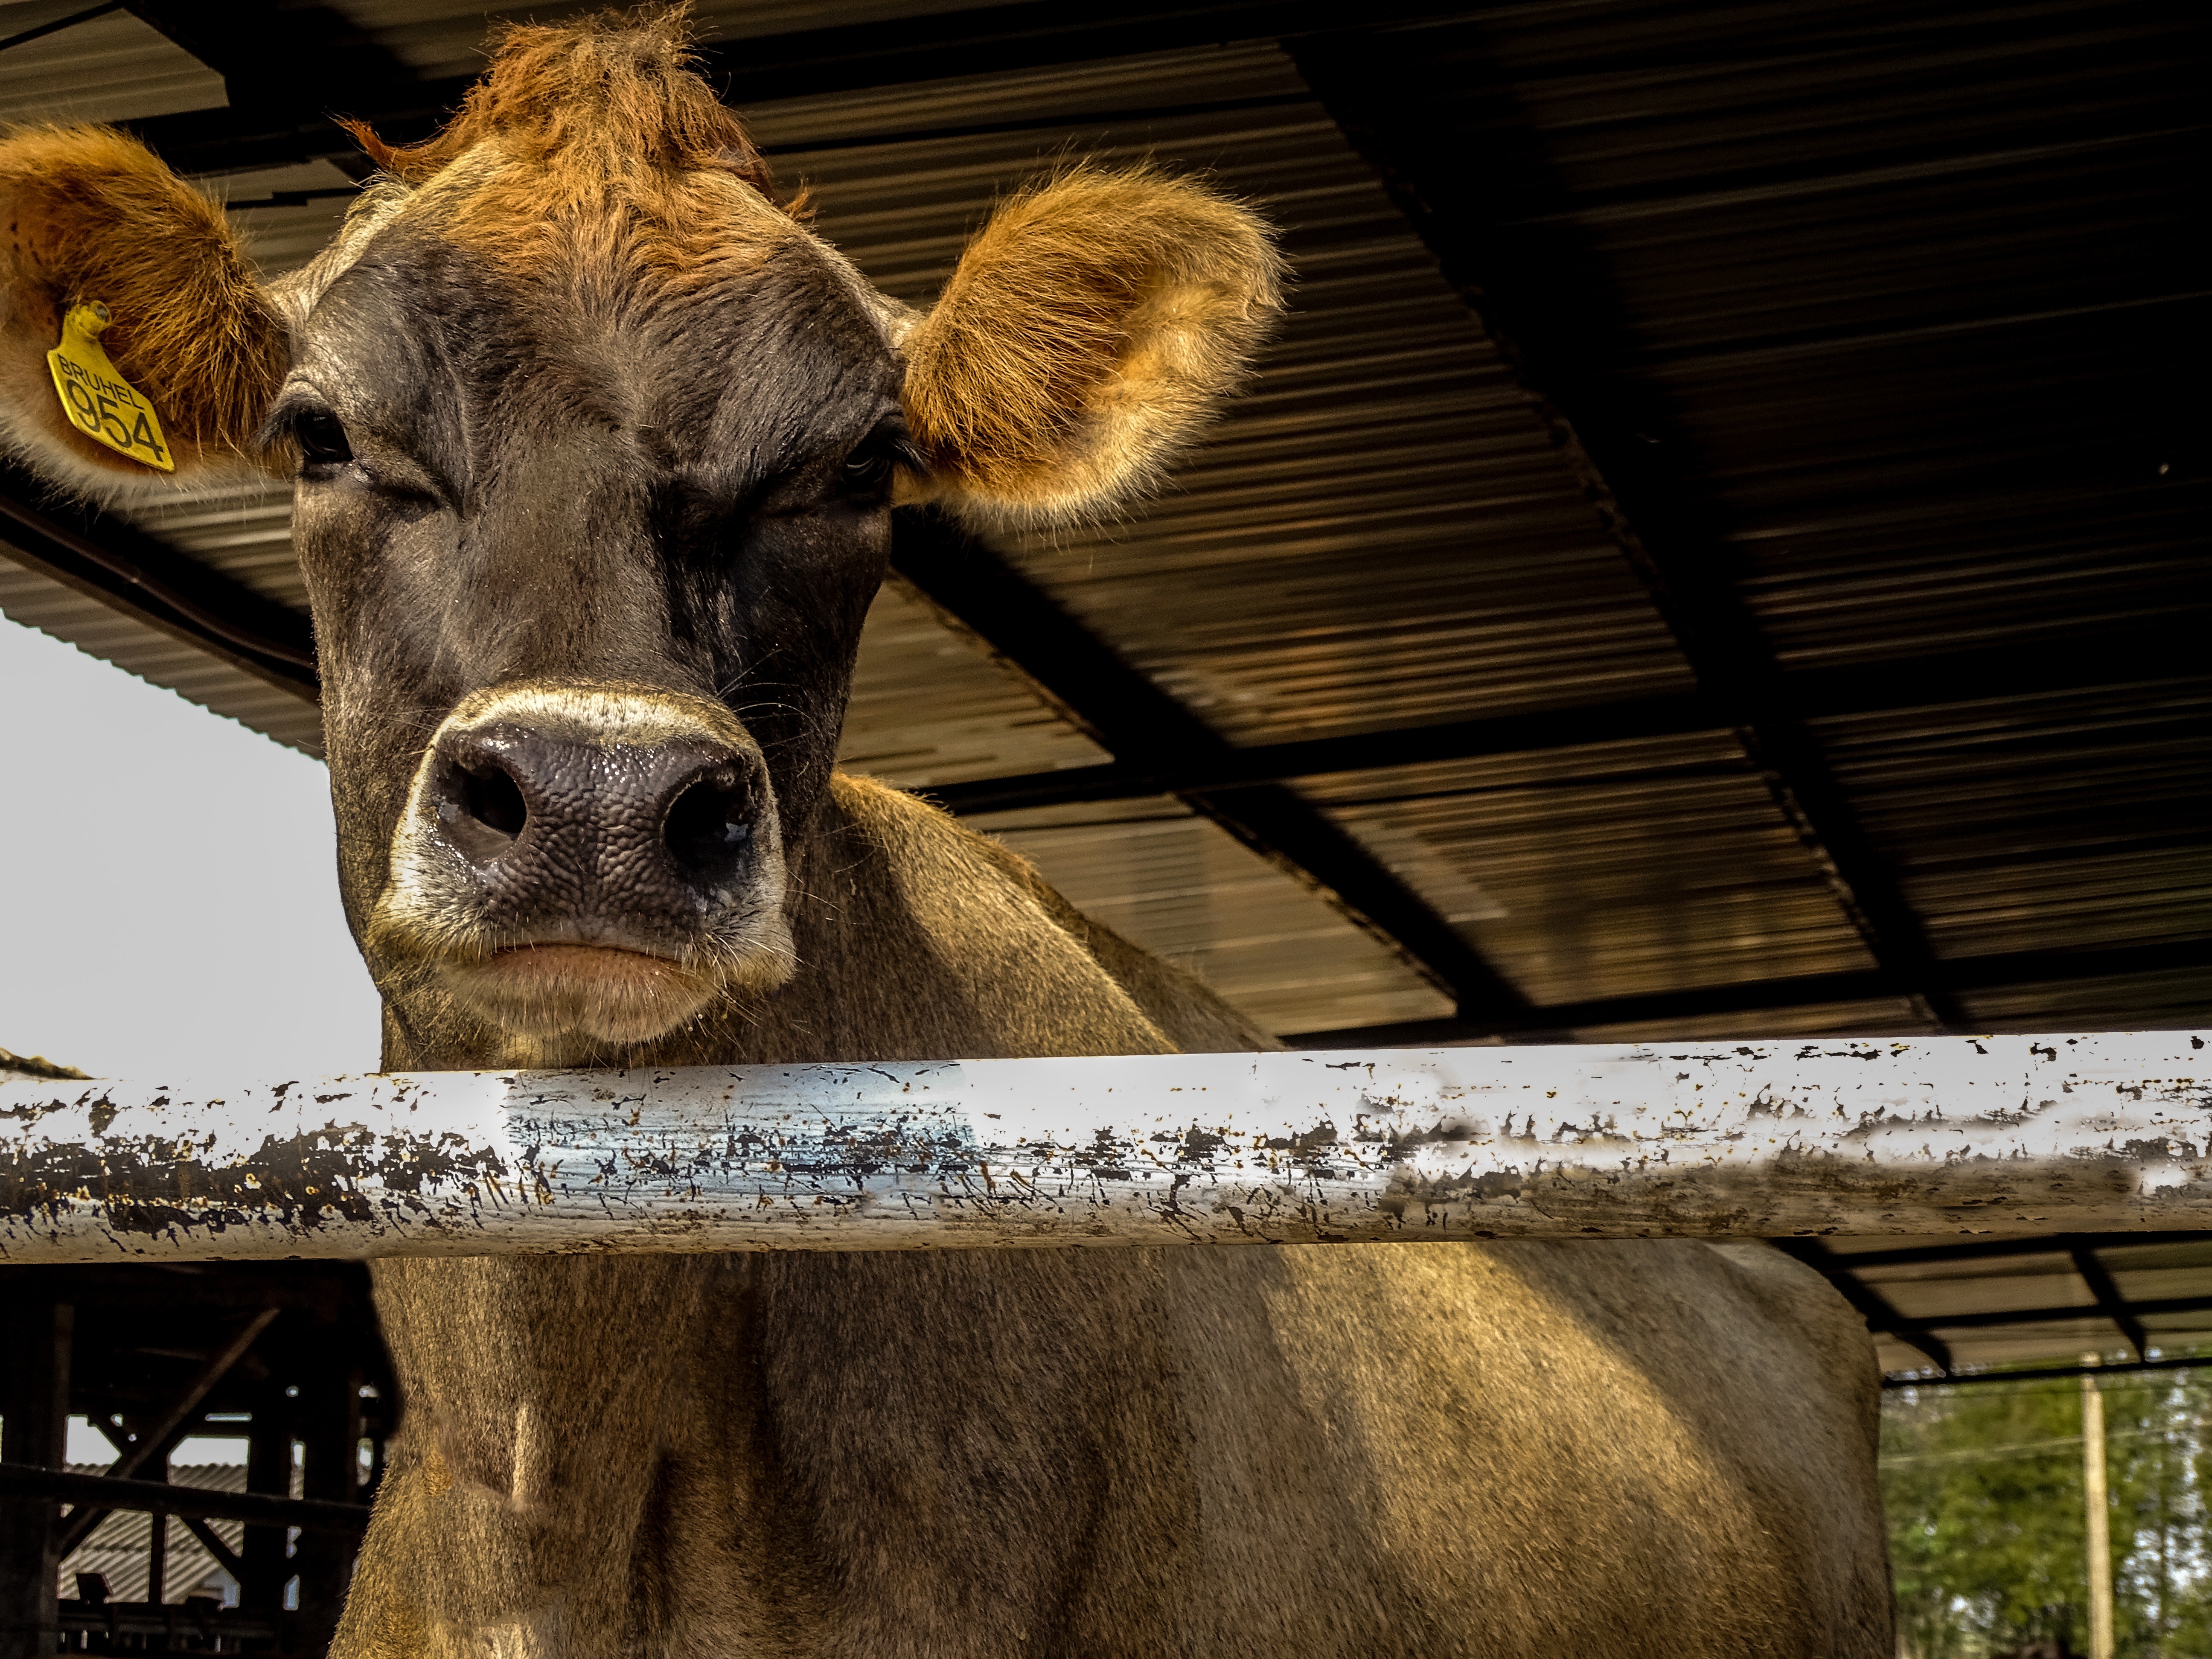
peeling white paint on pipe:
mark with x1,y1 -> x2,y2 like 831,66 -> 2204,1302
1,1033 -> 2206,1261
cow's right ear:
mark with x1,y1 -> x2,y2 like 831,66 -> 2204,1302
0,125 -> 288,498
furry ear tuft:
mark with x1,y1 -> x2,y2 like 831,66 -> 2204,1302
899,166 -> 1284,527
0,125 -> 287,496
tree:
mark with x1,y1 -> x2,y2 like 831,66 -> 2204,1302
1882,1359 -> 2212,1658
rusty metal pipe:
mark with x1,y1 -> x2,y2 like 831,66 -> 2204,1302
2,1033 -> 2206,1260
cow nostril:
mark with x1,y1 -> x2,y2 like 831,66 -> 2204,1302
461,765 -> 528,839
664,771 -> 753,879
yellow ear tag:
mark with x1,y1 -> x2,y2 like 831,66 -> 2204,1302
47,302 -> 173,472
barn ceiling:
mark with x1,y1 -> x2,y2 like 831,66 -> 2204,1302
0,0 -> 2205,1375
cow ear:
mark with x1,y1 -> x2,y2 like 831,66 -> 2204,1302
898,166 -> 1284,527
0,126 -> 288,498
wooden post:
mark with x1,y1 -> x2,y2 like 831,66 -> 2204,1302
0,1300 -> 70,1658
2081,1354 -> 2115,1659
290,1361 -> 363,1650
240,1375 -> 292,1615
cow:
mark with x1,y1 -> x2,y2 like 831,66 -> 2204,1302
0,13 -> 1892,1656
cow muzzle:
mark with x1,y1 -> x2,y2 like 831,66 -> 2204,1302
367,685 -> 797,1047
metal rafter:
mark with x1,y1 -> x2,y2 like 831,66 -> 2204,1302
119,0 -> 428,177
1893,1295 -> 2212,1336
928,618 -> 2206,815
1825,1233 -> 2212,1272
1286,937 -> 2212,1044
52,1307 -> 279,1557
0,1465 -> 369,1535
1889,1354 -> 2212,1391
1292,34 -> 1971,1031
2071,1246 -> 2151,1362
1789,1232 -> 2212,1382
1785,1275 -> 2212,1374
115,0 -> 1485,174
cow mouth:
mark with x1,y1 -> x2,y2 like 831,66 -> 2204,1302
440,942 -> 720,1045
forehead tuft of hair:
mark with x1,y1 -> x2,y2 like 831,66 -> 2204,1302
341,6 -> 787,211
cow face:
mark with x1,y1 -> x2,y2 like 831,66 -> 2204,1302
283,184 -> 903,1054
0,17 -> 1280,1063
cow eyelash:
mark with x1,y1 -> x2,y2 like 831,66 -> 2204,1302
840,423 -> 922,496
262,399 -> 355,472
295,409 -> 354,468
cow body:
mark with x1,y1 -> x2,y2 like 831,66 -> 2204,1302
347,777 -> 1891,1659
0,14 -> 1892,1654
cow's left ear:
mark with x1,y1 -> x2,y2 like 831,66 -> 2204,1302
0,125 -> 288,498
897,166 -> 1284,527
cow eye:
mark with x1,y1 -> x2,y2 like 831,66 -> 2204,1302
841,439 -> 893,494
838,421 -> 917,500
296,409 -> 353,468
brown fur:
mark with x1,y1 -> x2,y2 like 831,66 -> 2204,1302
902,165 -> 1286,525
345,8 -> 784,210
0,124 -> 285,490
341,7 -> 808,293
327,780 -> 1894,1658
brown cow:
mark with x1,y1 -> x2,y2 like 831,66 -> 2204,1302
0,14 -> 1892,1656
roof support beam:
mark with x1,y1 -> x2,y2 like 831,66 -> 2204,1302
1889,1294 -> 2212,1336
119,0 -> 1484,175
1286,936 -> 2212,1044
0,1465 -> 368,1535
928,619 -> 2207,815
1776,1270 -> 2212,1377
1823,1233 -> 2212,1273
119,1 -> 430,175
1887,1353 -> 2212,1390
52,1308 -> 279,1558
1293,33 -> 1970,1030
2071,1245 -> 2151,1362
890,510 -> 1537,1027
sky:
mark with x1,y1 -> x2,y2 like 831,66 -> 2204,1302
1,608 -> 382,1080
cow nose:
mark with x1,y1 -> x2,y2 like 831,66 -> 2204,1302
425,722 -> 761,906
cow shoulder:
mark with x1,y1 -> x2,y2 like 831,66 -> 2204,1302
957,821 -> 1278,1057
783,774 -> 1185,1061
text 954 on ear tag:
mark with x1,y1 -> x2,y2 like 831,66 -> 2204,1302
47,302 -> 173,472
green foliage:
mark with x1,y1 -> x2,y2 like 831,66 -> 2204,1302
1883,1361 -> 2212,1658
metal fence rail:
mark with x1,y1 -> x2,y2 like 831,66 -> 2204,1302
1,1033 -> 2205,1261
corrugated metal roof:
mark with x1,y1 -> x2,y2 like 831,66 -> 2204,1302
0,2 -> 224,127
0,563 -> 327,753
749,53 -> 1695,745
1827,1237 -> 2212,1376
839,577 -> 1106,787
1816,686 -> 2212,965
0,0 -> 2201,1059
348,0 -> 972,81
1297,731 -> 1880,1006
741,44 -> 1767,1030
57,1464 -> 247,1607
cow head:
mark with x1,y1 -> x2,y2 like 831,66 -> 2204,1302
0,15 -> 1280,1065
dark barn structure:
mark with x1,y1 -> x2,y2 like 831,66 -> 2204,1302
0,0 -> 2204,1650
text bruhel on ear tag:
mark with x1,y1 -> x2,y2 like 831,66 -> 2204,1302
47,302 -> 173,472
